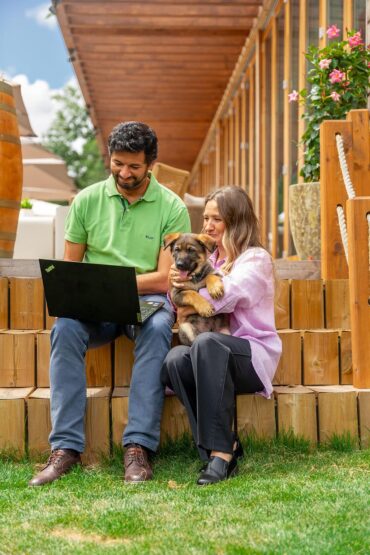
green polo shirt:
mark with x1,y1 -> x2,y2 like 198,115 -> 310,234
65,173 -> 191,274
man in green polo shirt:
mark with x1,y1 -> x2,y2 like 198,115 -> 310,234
29,122 -> 191,487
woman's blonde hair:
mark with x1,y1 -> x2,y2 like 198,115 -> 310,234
205,186 -> 263,273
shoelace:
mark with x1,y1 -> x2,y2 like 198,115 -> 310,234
125,446 -> 145,466
44,449 -> 66,469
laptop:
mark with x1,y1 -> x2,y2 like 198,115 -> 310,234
39,259 -> 164,325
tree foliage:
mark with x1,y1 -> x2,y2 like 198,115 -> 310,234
43,84 -> 107,189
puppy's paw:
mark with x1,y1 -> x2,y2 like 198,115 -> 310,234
206,274 -> 224,300
196,299 -> 215,318
207,281 -> 224,300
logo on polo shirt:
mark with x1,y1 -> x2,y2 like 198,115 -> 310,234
145,235 -> 154,240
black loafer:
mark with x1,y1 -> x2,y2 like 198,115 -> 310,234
197,456 -> 238,486
233,436 -> 244,460
199,439 -> 243,473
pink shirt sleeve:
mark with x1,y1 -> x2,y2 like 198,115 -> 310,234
199,248 -> 274,314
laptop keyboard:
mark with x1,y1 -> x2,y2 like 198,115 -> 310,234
139,300 -> 163,321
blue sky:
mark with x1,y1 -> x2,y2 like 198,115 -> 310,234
0,0 -> 72,87
0,1 -> 75,136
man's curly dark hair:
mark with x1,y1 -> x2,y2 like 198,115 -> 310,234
108,121 -> 158,164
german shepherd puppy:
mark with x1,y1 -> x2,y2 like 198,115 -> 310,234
164,232 -> 228,346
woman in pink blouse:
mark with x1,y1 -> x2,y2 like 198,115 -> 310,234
162,186 -> 281,485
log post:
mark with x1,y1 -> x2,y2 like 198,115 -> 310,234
347,197 -> 370,388
320,110 -> 370,279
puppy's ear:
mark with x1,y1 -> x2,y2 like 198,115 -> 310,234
196,233 -> 217,253
163,232 -> 181,250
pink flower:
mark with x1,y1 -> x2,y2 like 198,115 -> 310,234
327,25 -> 340,39
319,58 -> 332,69
330,91 -> 341,102
288,90 -> 299,102
329,69 -> 345,84
348,32 -> 363,48
368,62 -> 370,68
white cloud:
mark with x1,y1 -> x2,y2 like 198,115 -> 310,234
2,72 -> 79,137
25,3 -> 57,30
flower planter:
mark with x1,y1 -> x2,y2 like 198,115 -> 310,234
289,182 -> 321,260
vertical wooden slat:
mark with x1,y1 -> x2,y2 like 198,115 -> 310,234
248,64 -> 255,203
219,121 -> 224,188
228,106 -> 234,185
271,17 -> 278,258
223,118 -> 229,186
215,123 -> 221,188
298,0 -> 307,182
260,36 -> 268,243
283,0 -> 291,256
319,0 -> 328,48
240,78 -> 247,189
234,93 -> 240,187
343,1 -> 354,35
255,32 -> 261,219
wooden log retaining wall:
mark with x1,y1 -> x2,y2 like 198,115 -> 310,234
0,274 -> 368,459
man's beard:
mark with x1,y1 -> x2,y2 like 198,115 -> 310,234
115,171 -> 148,192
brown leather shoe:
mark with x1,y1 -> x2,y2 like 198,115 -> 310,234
29,449 -> 81,487
124,444 -> 153,483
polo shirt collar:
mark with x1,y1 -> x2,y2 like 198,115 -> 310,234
105,172 -> 159,202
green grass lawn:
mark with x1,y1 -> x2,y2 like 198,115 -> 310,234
0,437 -> 369,554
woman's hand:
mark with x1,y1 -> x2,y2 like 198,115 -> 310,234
168,264 -> 192,289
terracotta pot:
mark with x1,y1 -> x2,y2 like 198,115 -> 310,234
289,182 -> 321,260
0,79 -> 23,258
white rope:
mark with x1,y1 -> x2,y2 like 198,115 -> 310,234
334,135 -> 370,267
335,134 -> 356,199
336,205 -> 349,264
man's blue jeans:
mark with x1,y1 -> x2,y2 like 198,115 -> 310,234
49,294 -> 175,454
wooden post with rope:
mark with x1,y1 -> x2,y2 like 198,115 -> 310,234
320,110 -> 370,278
347,197 -> 370,388
321,108 -> 370,388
